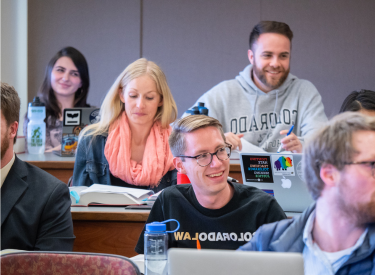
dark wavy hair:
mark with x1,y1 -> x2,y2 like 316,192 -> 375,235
339,89 -> 375,113
39,46 -> 90,125
249,21 -> 293,50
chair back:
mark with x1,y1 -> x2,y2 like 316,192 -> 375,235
1,251 -> 141,275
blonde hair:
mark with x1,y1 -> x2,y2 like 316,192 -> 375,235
80,58 -> 177,140
169,115 -> 226,157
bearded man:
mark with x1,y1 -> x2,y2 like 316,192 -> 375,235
187,21 -> 327,153
1,82 -> 74,251
239,112 -> 375,275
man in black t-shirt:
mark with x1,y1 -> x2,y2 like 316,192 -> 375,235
135,115 -> 286,253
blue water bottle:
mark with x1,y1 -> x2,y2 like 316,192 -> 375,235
144,219 -> 180,275
185,102 -> 209,116
197,102 -> 209,116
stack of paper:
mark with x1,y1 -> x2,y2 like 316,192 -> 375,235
69,184 -> 154,206
230,138 -> 266,160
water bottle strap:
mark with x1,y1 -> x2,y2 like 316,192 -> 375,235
161,219 -> 180,233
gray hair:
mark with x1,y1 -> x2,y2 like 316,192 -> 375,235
303,112 -> 375,200
169,115 -> 225,157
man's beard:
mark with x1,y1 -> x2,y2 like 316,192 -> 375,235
1,130 -> 10,160
252,58 -> 289,90
337,177 -> 375,226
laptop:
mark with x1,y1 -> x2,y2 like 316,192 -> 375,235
168,248 -> 304,275
240,152 -> 313,212
53,107 -> 100,157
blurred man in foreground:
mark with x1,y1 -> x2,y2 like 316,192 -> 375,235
239,112 -> 375,275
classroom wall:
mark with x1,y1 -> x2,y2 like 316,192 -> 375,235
28,0 -> 375,119
1,0 -> 28,136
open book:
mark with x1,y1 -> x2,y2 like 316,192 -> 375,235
69,184 -> 154,206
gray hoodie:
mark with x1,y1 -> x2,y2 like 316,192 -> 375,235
187,64 -> 328,152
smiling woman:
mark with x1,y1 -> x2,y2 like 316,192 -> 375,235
23,47 -> 90,152
72,58 -> 178,192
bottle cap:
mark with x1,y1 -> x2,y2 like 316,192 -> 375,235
199,108 -> 208,116
29,97 -> 45,107
192,106 -> 200,115
146,222 -> 167,233
146,219 -> 180,233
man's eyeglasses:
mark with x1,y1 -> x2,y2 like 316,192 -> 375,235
177,144 -> 232,167
344,161 -> 375,177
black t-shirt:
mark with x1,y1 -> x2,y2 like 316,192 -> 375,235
135,183 -> 286,253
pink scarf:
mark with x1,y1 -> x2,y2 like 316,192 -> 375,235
104,112 -> 175,187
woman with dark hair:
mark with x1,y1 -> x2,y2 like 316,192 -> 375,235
24,46 -> 90,151
339,89 -> 375,116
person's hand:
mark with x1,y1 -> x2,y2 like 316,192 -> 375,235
45,144 -> 61,153
280,131 -> 302,153
224,133 -> 244,151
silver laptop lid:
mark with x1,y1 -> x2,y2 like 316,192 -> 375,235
168,248 -> 304,275
240,152 -> 313,212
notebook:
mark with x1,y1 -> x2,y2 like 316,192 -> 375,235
240,152 -> 313,213
168,248 -> 304,275
53,107 -> 100,157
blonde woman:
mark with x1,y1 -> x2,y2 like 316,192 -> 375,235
72,58 -> 178,192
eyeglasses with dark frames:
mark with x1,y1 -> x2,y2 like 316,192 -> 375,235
177,143 -> 232,167
344,161 -> 375,177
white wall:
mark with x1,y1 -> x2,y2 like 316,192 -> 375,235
0,0 -> 28,136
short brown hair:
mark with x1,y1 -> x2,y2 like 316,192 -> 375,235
249,21 -> 293,50
169,115 -> 225,157
1,82 -> 21,143
303,112 -> 375,200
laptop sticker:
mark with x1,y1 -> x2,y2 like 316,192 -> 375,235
296,161 -> 304,181
280,176 -> 292,188
262,189 -> 274,196
243,155 -> 274,183
62,133 -> 78,155
89,108 -> 100,124
64,109 -> 81,126
271,155 -> 296,176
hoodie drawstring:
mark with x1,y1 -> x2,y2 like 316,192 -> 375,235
258,90 -> 279,148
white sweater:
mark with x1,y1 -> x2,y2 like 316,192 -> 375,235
187,64 -> 328,152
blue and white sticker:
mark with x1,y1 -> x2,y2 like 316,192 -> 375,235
90,109 -> 100,124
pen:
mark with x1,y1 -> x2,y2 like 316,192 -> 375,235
277,125 -> 294,153
227,176 -> 239,183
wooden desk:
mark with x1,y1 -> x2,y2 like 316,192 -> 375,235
17,153 -> 75,184
71,207 -> 298,258
71,207 -> 149,258
18,153 -> 243,184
